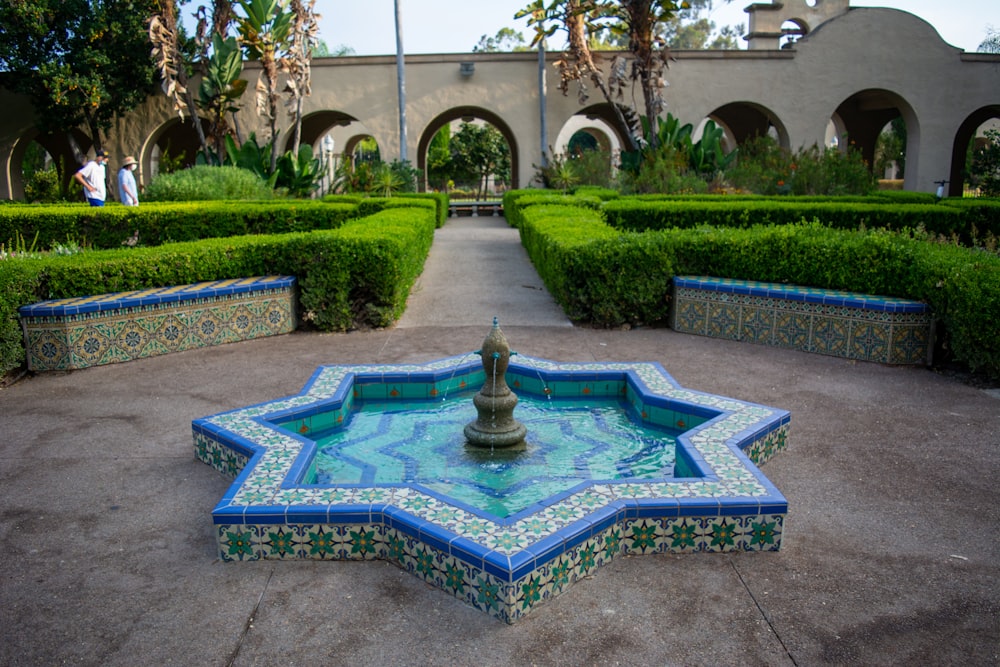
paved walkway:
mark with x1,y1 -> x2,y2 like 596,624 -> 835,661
396,215 -> 571,328
1,217 -> 998,666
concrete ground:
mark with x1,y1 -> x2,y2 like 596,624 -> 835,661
1,217 -> 998,666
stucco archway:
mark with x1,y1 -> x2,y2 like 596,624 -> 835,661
949,105 -> 1000,197
8,128 -> 91,200
709,102 -> 789,150
416,106 -> 519,191
833,88 -> 918,179
141,116 -> 211,183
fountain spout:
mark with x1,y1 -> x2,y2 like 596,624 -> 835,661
464,318 -> 527,448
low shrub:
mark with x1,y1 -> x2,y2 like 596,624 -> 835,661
0,200 -> 363,251
144,165 -> 275,202
0,205 -> 436,374
510,194 -> 1000,378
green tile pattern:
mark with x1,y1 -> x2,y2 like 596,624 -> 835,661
671,279 -> 933,365
20,278 -> 296,371
195,355 -> 790,623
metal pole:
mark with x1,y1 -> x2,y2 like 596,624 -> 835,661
394,0 -> 408,163
538,38 -> 548,169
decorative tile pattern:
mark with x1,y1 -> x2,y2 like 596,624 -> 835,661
671,276 -> 933,365
19,276 -> 296,371
194,354 -> 790,623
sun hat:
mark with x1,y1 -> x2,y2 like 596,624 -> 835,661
122,156 -> 137,167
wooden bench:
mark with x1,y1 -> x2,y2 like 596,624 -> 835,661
19,276 -> 296,371
670,276 -> 934,365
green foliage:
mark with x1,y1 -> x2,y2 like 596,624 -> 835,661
217,133 -> 277,186
726,135 -> 876,196
875,117 -> 906,179
144,166 -> 275,202
569,150 -> 616,188
450,122 -> 511,198
334,159 -> 418,196
600,197 -> 984,243
616,114 -> 736,193
24,168 -> 62,204
198,34 -> 248,157
539,154 -> 580,192
426,126 -> 452,191
968,128 -> 1000,197
0,0 -> 158,144
275,144 -> 325,197
508,192 -> 1000,378
237,0 -> 293,59
0,203 -> 437,373
0,199 -> 365,252
473,27 -> 528,52
618,143 -> 710,195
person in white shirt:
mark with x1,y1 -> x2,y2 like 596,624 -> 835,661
74,149 -> 108,206
118,155 -> 139,206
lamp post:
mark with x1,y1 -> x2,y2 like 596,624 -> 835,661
322,134 -> 335,196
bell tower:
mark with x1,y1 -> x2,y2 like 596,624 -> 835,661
744,0 -> 851,49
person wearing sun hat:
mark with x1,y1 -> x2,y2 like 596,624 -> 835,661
74,149 -> 109,206
118,155 -> 139,206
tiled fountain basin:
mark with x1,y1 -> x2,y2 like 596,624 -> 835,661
193,355 -> 790,623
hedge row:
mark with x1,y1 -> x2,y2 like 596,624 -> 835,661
0,194 -> 446,252
600,198 -> 1000,243
508,192 -> 1000,379
0,205 -> 436,374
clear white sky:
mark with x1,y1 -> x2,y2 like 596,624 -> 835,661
309,0 -> 998,55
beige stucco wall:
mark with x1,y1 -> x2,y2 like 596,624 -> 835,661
1,4 -> 998,199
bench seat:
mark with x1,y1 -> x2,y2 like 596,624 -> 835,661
670,276 -> 933,365
19,276 -> 296,371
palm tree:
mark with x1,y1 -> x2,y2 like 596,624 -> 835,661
518,0 -> 641,151
237,0 -> 292,173
284,0 -> 321,156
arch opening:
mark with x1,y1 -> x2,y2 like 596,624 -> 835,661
417,106 -> 518,195
951,106 -> 1000,197
833,88 -> 918,187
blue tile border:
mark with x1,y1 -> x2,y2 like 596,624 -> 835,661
19,276 -> 297,318
195,354 -> 790,621
672,276 -> 929,313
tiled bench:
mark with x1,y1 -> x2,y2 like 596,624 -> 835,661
670,276 -> 934,365
19,276 -> 297,371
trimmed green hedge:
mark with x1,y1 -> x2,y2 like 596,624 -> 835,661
0,206 -> 436,374
0,195 -> 447,253
512,194 -> 1000,378
601,199 -> 984,240
0,200 -> 362,251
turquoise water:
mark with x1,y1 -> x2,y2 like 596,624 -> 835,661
303,391 -> 683,518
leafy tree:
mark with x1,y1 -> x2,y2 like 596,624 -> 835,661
451,122 -> 510,198
473,28 -> 529,52
517,0 -> 709,151
875,116 -> 906,179
978,27 -> 1000,53
198,34 -> 248,161
601,0 -> 692,146
969,128 -> 1000,197
0,0 -> 159,153
282,0 -> 322,155
426,125 -> 453,190
518,0 -> 643,151
589,0 -> 741,50
149,0 -> 220,161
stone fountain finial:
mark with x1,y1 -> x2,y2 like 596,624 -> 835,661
464,318 -> 527,448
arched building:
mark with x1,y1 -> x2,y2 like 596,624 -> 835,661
1,0 -> 997,199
